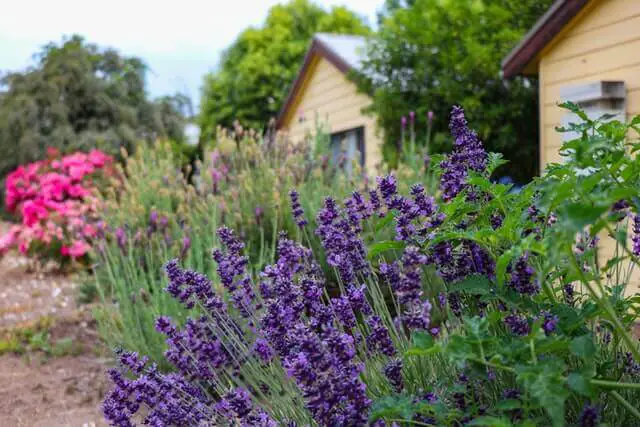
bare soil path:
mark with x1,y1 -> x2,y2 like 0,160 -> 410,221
0,224 -> 110,426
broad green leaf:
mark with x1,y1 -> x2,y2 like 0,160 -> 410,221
567,372 -> 596,397
374,213 -> 395,234
407,331 -> 441,356
516,360 -> 568,427
570,334 -> 596,359
559,101 -> 590,122
369,395 -> 415,421
367,240 -> 405,260
448,274 -> 492,295
562,203 -> 608,231
496,250 -> 514,288
466,416 -> 512,427
496,399 -> 523,411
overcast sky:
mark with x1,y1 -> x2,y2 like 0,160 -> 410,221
0,0 -> 384,107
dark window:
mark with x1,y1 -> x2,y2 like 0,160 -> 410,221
329,126 -> 365,174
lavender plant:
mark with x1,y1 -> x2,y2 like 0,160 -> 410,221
103,105 -> 640,426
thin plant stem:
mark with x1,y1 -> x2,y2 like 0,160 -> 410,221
610,390 -> 640,420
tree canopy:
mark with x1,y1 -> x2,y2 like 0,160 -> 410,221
358,0 -> 554,182
0,35 -> 187,181
199,0 -> 370,137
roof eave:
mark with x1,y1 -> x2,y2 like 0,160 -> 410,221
276,37 -> 355,129
501,0 -> 590,79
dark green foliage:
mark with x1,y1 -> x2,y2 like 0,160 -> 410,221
357,0 -> 554,183
384,107 -> 640,425
198,0 -> 370,138
0,35 -> 187,189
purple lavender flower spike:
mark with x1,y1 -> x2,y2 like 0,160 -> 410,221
632,214 -> 640,256
115,227 -> 127,252
439,106 -> 488,202
538,311 -> 559,335
332,296 -> 357,329
384,359 -> 404,392
216,388 -> 277,426
180,235 -> 191,259
376,175 -> 402,210
315,197 -> 369,283
366,315 -> 396,357
505,313 -> 530,336
289,189 -> 307,228
579,404 -> 599,427
508,253 -> 539,296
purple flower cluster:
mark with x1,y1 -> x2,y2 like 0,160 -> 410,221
504,313 -> 530,336
439,106 -> 488,202
508,254 -> 539,296
622,352 -> 640,376
383,359 -> 404,392
282,325 -> 370,425
633,214 -> 640,256
564,283 -> 574,305
289,189 -> 308,228
579,404 -> 599,427
540,311 -> 559,335
372,176 -> 443,242
490,211 -> 504,230
366,315 -> 396,357
216,388 -> 277,426
212,227 -> 256,318
258,235 -> 372,424
315,197 -> 369,283
156,315 -> 234,380
430,241 -> 495,285
381,247 -> 433,330
103,351 -> 212,427
344,191 -> 373,231
165,259 -> 222,312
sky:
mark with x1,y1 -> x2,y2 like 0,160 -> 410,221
0,0 -> 384,108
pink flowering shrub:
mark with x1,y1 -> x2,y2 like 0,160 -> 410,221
0,148 -> 115,263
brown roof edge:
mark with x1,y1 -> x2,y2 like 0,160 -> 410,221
501,0 -> 590,79
275,36 -> 354,129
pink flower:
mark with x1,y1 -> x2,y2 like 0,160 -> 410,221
22,200 -> 49,226
82,224 -> 97,238
88,150 -> 111,168
0,226 -> 20,255
61,240 -> 91,259
67,184 -> 90,198
68,163 -> 95,181
18,241 -> 29,254
61,152 -> 88,169
3,148 -> 113,261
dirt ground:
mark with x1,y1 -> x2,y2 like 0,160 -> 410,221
0,241 -> 110,426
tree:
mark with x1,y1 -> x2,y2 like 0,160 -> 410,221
358,0 -> 554,183
199,0 -> 370,137
0,35 -> 187,183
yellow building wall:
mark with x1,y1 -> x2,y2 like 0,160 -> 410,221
538,0 -> 640,292
280,55 -> 383,172
539,0 -> 640,168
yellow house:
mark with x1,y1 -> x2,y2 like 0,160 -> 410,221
501,0 -> 640,172
276,33 -> 383,172
503,0 -> 640,291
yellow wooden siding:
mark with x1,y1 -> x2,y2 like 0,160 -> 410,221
539,0 -> 640,170
538,0 -> 640,292
281,55 -> 382,172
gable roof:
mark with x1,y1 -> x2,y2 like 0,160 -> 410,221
276,33 -> 367,129
501,0 -> 591,78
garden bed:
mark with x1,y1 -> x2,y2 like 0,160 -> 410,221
0,226 -> 108,426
